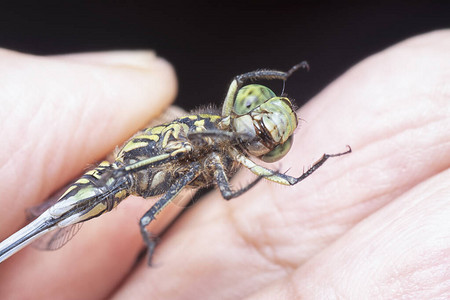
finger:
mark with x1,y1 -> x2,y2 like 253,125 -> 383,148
246,168 -> 450,299
51,50 -> 161,68
0,49 -> 176,238
0,49 -> 176,299
112,30 -> 450,299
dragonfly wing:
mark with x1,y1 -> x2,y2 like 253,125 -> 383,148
32,223 -> 83,251
26,163 -> 99,221
0,211 -> 58,263
26,192 -> 62,221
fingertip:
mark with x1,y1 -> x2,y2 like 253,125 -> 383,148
51,50 -> 159,69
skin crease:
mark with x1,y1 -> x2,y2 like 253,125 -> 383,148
0,30 -> 449,299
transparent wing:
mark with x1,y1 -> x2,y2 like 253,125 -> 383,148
25,106 -> 189,252
25,184 -> 83,250
31,223 -> 83,251
26,193 -> 61,221
25,175 -> 91,250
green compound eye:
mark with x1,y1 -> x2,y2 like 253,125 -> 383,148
260,135 -> 293,163
233,84 -> 276,115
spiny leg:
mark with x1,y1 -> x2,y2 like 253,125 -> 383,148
235,61 -> 309,84
222,62 -> 309,116
210,153 -> 264,200
236,146 -> 352,186
139,162 -> 202,265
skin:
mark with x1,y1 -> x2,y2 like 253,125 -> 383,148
0,30 -> 449,299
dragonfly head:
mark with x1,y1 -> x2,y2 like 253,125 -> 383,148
231,84 -> 298,162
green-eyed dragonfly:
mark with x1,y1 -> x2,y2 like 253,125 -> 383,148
0,62 -> 351,264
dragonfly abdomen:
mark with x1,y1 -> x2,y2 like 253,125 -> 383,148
48,161 -> 131,224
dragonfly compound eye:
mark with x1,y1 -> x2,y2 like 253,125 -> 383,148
260,135 -> 293,162
233,96 -> 298,159
258,97 -> 298,143
233,84 -> 276,115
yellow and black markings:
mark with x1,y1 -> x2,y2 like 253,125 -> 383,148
0,62 -> 351,265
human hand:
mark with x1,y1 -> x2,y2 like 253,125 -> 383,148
1,30 -> 449,299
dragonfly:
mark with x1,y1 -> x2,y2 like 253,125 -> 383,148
0,62 -> 351,265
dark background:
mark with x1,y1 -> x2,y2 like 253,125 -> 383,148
1,2 -> 449,110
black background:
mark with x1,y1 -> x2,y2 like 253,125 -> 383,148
1,2 -> 449,110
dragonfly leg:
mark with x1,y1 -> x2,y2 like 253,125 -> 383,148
222,62 -> 309,116
236,146 -> 352,186
139,162 -> 202,266
210,153 -> 264,200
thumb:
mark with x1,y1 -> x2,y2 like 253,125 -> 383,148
0,49 -> 177,235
